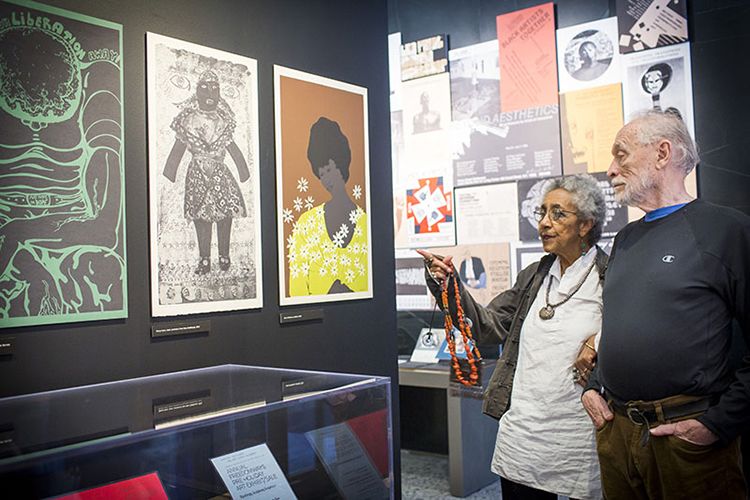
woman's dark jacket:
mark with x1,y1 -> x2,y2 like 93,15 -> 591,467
425,248 -> 608,419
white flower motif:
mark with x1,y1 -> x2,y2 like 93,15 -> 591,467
354,226 -> 363,238
349,209 -> 358,225
300,262 -> 310,275
305,196 -> 315,210
340,255 -> 351,267
332,232 -> 345,247
286,234 -> 295,249
360,243 -> 368,254
287,251 -> 296,263
345,269 -> 355,282
297,177 -> 309,192
290,264 -> 300,278
338,223 -> 349,237
352,184 -> 362,199
299,246 -> 310,259
282,208 -> 294,224
330,265 -> 338,276
319,266 -> 328,276
293,197 -> 303,212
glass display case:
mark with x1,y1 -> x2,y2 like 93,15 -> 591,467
0,364 -> 392,499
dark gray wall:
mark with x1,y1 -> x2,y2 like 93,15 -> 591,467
0,0 -> 400,484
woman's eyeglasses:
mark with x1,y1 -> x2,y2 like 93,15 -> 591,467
533,207 -> 578,222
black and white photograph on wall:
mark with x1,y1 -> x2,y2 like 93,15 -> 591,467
147,33 -> 262,316
510,242 -> 546,284
0,0 -> 126,328
454,103 -> 563,188
401,34 -> 448,81
517,177 -> 556,241
617,0 -> 688,54
395,249 -> 431,311
404,77 -> 448,136
401,72 -> 451,169
448,40 -> 500,123
516,173 -> 627,242
622,42 -> 694,137
557,17 -> 621,92
592,171 -> 628,238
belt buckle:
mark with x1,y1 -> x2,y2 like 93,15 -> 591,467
626,407 -> 646,426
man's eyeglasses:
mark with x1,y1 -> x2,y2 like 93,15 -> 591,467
533,207 -> 578,222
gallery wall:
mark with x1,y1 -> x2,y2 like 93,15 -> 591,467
388,0 -> 750,214
0,0 -> 397,451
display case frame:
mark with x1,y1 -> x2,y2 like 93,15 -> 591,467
0,364 -> 393,499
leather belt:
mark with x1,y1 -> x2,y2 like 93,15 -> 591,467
607,393 -> 712,446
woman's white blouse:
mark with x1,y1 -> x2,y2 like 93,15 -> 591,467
491,247 -> 602,499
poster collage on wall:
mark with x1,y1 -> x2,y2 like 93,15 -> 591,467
1,0 -> 372,328
391,0 -> 695,311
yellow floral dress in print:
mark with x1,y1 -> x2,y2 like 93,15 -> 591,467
288,204 -> 368,296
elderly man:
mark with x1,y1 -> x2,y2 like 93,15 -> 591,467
582,110 -> 749,499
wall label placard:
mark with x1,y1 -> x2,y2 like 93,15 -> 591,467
151,320 -> 211,339
152,393 -> 212,422
279,309 -> 324,324
0,337 -> 15,357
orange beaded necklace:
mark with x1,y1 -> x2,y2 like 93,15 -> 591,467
440,269 -> 482,386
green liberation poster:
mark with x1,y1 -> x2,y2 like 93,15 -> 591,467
0,0 -> 127,328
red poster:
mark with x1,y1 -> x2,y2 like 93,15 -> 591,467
497,3 -> 558,112
56,472 -> 168,500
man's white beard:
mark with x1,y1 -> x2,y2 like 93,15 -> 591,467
614,168 -> 659,207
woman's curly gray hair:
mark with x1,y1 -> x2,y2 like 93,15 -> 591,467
543,174 -> 606,246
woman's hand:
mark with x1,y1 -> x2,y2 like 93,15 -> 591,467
416,249 -> 453,284
573,334 -> 597,386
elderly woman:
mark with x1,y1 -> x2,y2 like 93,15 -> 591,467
418,174 -> 607,500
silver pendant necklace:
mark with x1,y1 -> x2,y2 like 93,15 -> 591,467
539,257 -> 597,320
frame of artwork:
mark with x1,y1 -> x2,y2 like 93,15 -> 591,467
147,33 -> 262,316
274,65 -> 373,306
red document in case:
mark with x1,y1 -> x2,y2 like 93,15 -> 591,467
55,472 -> 168,499
347,409 -> 390,476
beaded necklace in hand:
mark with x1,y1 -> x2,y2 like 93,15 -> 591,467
440,269 -> 482,386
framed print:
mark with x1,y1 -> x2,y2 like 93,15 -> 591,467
147,33 -> 262,316
274,66 -> 372,306
0,0 -> 126,328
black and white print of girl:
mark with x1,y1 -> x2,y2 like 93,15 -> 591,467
163,70 -> 249,275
